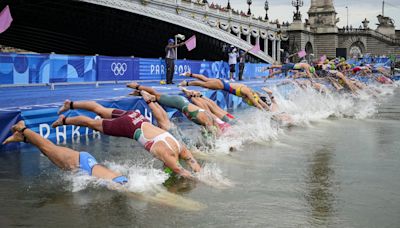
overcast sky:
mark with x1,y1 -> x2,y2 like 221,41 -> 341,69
211,0 -> 400,29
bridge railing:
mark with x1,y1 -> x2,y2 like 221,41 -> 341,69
338,28 -> 399,45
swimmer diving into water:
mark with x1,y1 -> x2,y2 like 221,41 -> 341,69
52,100 -> 201,178
3,121 -> 128,185
127,82 -> 224,135
178,72 -> 270,110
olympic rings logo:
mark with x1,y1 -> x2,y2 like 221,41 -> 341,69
111,62 -> 128,76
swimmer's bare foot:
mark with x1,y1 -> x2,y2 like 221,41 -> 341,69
179,80 -> 188,87
58,100 -> 71,114
180,72 -> 191,77
11,120 -> 26,133
126,82 -> 139,89
51,115 -> 66,128
2,132 -> 24,145
140,90 -> 156,102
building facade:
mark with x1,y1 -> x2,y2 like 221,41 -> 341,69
287,0 -> 400,60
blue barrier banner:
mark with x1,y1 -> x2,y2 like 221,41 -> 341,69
243,63 -> 270,79
1,52 -> 267,85
48,54 -> 96,83
0,111 -> 21,145
197,60 -> 230,79
137,58 -> 164,81
136,58 -> 231,81
0,53 -> 96,84
0,53 -> 48,84
97,56 -> 135,81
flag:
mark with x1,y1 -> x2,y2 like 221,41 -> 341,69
185,35 -> 196,51
250,43 -> 260,54
0,5 -> 13,34
297,50 -> 307,58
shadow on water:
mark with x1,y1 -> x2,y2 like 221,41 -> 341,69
305,146 -> 338,226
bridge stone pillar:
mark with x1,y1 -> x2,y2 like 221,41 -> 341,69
272,39 -> 276,62
277,40 -> 281,62
256,36 -> 260,46
247,34 -> 251,43
264,38 -> 269,55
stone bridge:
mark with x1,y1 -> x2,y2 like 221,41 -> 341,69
338,28 -> 400,57
79,0 -> 288,63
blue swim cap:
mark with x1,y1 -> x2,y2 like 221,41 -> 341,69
168,38 -> 175,43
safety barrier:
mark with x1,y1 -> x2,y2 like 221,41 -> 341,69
0,52 -> 271,85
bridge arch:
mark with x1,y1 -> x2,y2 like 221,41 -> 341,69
341,36 -> 367,58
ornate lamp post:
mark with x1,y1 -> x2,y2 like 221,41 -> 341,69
247,0 -> 252,15
227,0 -> 231,9
264,0 -> 269,20
291,0 -> 303,21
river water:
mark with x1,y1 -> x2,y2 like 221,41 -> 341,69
1,84 -> 399,227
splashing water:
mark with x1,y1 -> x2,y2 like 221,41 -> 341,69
195,163 -> 234,189
63,160 -> 169,193
210,81 -> 398,155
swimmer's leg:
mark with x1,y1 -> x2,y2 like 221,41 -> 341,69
130,84 -> 162,100
4,121 -> 80,170
190,98 -> 211,112
182,73 -> 213,82
157,94 -> 188,110
58,100 -> 115,119
186,79 -> 223,90
5,121 -> 123,182
203,98 -> 228,119
268,70 -> 282,79
52,114 -> 104,132
148,102 -> 171,131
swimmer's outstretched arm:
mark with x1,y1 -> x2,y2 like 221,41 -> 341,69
161,153 -> 194,179
180,146 -> 201,173
244,91 -> 263,110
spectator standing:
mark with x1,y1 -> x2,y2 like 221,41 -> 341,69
238,49 -> 248,81
165,38 -> 184,84
228,46 -> 239,81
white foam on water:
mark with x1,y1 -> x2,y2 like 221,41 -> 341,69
270,83 -> 382,123
195,163 -> 234,189
210,80 -> 398,154
104,160 -> 169,194
63,160 -> 169,193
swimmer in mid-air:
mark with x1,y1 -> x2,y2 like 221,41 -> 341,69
3,121 -> 128,185
52,100 -> 201,178
178,72 -> 270,110
180,88 -> 235,124
127,82 -> 224,135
